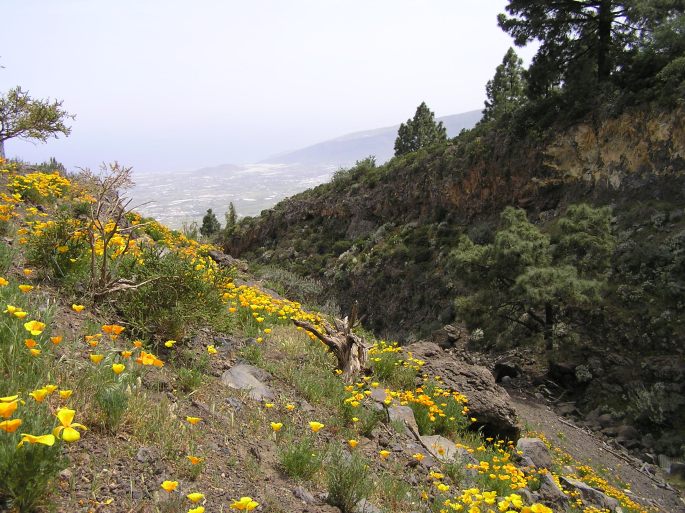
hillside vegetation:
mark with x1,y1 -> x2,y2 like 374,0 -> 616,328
1,159 -> 680,513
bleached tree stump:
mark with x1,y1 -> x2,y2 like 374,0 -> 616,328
292,304 -> 369,382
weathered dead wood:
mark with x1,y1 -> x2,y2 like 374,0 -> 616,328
292,304 -> 369,382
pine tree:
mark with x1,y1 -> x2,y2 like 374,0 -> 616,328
482,48 -> 527,122
224,202 -> 237,233
497,1 -> 684,97
452,205 -> 614,352
200,208 -> 221,237
393,102 -> 447,157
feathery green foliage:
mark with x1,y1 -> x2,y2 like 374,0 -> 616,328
0,87 -> 73,158
452,204 -> 615,351
394,102 -> 447,157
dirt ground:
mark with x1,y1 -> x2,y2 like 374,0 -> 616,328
508,390 -> 685,513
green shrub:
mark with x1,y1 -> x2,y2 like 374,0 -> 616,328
409,381 -> 468,437
278,435 -> 322,481
325,447 -> 373,513
115,245 -> 229,340
25,212 -> 89,281
95,384 -> 129,432
177,367 -> 203,393
0,241 -> 15,273
0,405 -> 67,512
78,356 -> 134,432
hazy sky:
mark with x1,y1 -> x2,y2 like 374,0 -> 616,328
1,1 -> 535,173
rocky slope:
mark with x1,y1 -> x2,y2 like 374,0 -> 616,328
1,160 -> 683,513
226,105 -> 685,465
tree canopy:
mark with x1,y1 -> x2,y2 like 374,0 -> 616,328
0,86 -> 73,158
452,204 -> 615,352
482,47 -> 527,123
394,102 -> 447,157
200,209 -> 221,237
498,0 -> 685,98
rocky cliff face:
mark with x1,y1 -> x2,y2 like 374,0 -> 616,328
229,106 -> 685,338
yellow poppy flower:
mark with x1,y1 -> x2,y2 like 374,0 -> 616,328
24,339 -> 37,349
207,345 -> 217,354
379,450 -> 391,460
23,269 -> 33,276
230,497 -> 259,510
121,350 -> 132,359
59,390 -> 73,400
90,354 -> 104,364
71,304 -> 85,312
263,328 -> 272,334
29,388 -> 48,403
112,364 -> 125,375
0,419 -> 22,432
413,453 -> 425,461
18,284 -> 34,293
188,507 -> 205,513
348,439 -> 358,448
187,493 -> 205,503
164,340 -> 176,348
23,320 -> 46,336
0,400 -> 18,418
29,348 -> 41,356
187,455 -> 204,465
50,336 -> 62,345
285,403 -> 295,411
53,408 -> 87,442
44,385 -> 57,394
17,433 -> 55,447
102,324 -> 125,336
14,311 -> 28,319
264,403 -> 274,409
0,395 -> 18,402
0,277 -> 8,286
308,421 -> 324,433
270,422 -> 283,432
161,480 -> 178,492
186,416 -> 202,425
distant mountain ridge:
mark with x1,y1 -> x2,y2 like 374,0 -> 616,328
259,110 -> 482,168
130,109 -> 481,227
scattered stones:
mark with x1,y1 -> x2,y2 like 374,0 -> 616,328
207,249 -> 248,271
493,359 -> 521,382
598,413 -> 614,428
136,446 -> 154,464
221,363 -> 275,401
356,498 -> 383,513
557,402 -> 578,417
387,405 -> 419,435
293,486 -> 317,504
419,435 -> 475,465
516,438 -> 553,469
226,397 -> 243,411
369,387 -> 388,403
537,473 -> 569,507
670,461 -> 685,479
560,476 -> 620,511
405,342 -> 521,440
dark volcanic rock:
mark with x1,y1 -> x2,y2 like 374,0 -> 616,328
405,342 -> 521,440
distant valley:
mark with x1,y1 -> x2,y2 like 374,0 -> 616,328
130,110 -> 481,228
